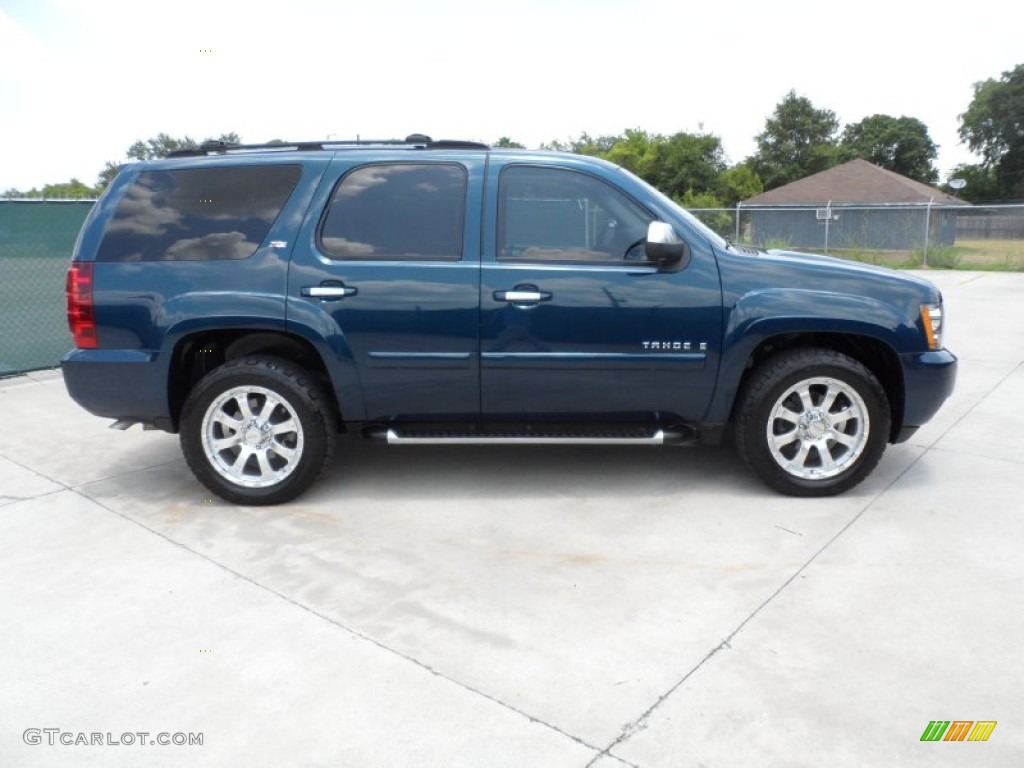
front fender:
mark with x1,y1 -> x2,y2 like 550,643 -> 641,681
704,289 -> 913,424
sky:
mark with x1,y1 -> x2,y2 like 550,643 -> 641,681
0,0 -> 1020,191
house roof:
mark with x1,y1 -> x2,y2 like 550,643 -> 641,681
744,158 -> 967,206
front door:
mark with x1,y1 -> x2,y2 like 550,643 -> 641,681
480,163 -> 721,425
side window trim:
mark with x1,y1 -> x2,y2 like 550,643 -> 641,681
316,161 -> 469,262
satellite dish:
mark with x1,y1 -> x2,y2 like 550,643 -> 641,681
948,178 -> 967,190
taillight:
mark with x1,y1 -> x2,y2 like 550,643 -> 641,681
66,262 -> 97,349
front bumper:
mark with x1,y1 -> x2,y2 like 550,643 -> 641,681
893,349 -> 958,443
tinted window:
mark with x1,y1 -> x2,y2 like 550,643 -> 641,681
319,163 -> 466,261
97,165 -> 301,261
498,166 -> 653,263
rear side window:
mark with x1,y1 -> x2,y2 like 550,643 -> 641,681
319,163 -> 466,261
97,165 -> 301,261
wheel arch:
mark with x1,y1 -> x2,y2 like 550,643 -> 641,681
167,329 -> 344,431
722,332 -> 905,443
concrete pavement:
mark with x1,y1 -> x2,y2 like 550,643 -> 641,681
1,270 -> 1022,767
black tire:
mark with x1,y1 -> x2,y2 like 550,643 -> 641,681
180,356 -> 337,505
734,348 -> 890,497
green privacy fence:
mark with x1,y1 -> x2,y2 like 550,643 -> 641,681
0,200 -> 95,375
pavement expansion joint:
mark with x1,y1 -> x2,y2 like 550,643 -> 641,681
589,447 -> 930,766
66,486 -> 609,760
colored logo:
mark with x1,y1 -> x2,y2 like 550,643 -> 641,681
921,721 -> 997,742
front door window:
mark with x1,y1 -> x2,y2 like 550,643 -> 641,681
498,166 -> 653,264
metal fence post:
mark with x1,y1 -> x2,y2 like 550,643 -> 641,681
735,202 -> 741,244
923,197 -> 933,267
824,200 -> 831,255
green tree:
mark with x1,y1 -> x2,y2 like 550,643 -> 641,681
96,132 -> 242,192
944,163 -> 1003,203
750,90 -> 840,190
494,136 -> 525,148
125,133 -> 197,161
41,178 -> 97,199
541,133 -> 618,154
839,114 -> 938,182
679,190 -> 724,208
601,128 -> 659,175
646,131 -> 727,200
549,129 -> 728,201
539,138 -> 571,151
540,129 -> 742,203
719,163 -> 764,205
124,132 -> 243,161
958,63 -> 1024,200
95,161 -> 122,191
3,178 -> 97,199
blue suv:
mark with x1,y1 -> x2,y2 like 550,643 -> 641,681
63,135 -> 957,503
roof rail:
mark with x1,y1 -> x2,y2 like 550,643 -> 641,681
167,134 -> 489,157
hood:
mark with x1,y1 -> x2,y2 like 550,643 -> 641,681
716,244 -> 943,310
759,248 -> 939,293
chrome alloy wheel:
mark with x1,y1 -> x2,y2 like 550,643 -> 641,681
766,376 -> 870,481
200,386 -> 305,489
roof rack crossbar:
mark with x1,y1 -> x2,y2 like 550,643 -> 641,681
167,134 -> 489,157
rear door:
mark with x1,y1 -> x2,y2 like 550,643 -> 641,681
288,152 -> 485,422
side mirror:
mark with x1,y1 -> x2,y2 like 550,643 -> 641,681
644,221 -> 686,267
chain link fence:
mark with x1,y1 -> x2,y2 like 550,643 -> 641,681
0,200 -> 95,376
689,203 -> 1024,269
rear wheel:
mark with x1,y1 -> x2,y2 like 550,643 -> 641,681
735,348 -> 890,496
180,356 -> 337,505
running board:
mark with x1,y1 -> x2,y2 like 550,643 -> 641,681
377,428 -> 694,446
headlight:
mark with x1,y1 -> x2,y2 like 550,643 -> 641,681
920,302 -> 944,350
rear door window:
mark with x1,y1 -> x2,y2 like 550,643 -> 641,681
97,165 -> 301,261
318,163 -> 467,261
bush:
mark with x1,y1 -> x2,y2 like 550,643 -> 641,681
913,245 -> 962,269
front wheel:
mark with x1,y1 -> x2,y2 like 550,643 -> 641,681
180,356 -> 337,505
734,348 -> 891,496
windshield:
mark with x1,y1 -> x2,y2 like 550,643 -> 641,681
616,167 -> 729,250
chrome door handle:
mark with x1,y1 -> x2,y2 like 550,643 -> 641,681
302,284 -> 358,299
494,289 -> 551,303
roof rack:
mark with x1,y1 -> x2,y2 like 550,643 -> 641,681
167,134 -> 489,157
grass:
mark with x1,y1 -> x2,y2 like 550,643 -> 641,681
945,238 -> 1024,270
